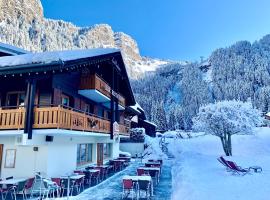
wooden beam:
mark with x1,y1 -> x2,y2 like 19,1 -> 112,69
24,79 -> 36,139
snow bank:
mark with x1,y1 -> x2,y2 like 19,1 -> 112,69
169,127 -> 270,200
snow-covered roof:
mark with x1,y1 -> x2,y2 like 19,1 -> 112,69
130,102 -> 144,113
144,120 -> 157,127
266,112 -> 270,117
0,42 -> 29,55
0,48 -> 120,68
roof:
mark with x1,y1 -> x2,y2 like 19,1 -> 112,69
144,120 -> 157,127
0,47 -> 136,106
0,42 -> 29,55
0,48 -> 119,68
266,112 -> 270,117
130,102 -> 144,113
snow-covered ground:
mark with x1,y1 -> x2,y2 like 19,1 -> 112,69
167,127 -> 270,200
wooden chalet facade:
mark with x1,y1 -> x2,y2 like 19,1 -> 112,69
0,45 -> 138,178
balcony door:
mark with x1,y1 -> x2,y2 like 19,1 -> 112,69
0,144 -> 3,175
6,92 -> 26,107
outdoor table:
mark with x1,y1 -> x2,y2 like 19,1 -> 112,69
148,160 -> 163,165
138,167 -> 161,183
145,162 -> 162,168
111,160 -> 126,171
118,157 -> 131,161
138,167 -> 160,174
61,174 -> 85,180
123,175 -> 153,196
88,169 -> 100,173
0,178 -> 27,185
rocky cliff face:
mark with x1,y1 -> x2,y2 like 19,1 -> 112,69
0,0 -> 43,22
0,0 -> 166,79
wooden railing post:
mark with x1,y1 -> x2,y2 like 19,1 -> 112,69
57,105 -> 61,129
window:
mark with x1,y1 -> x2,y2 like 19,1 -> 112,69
61,95 -> 70,106
98,107 -> 104,118
85,103 -> 94,114
103,143 -> 111,159
77,144 -> 93,166
6,92 -> 26,107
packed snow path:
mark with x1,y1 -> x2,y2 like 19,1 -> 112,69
72,159 -> 172,200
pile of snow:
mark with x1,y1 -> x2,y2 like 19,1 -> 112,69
143,135 -> 166,160
157,130 -> 205,139
169,127 -> 270,200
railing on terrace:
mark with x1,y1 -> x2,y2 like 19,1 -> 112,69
80,74 -> 126,107
119,124 -> 130,136
0,105 -> 131,135
0,106 -> 25,130
33,105 -> 111,133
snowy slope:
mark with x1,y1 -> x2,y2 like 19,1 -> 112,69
167,127 -> 270,200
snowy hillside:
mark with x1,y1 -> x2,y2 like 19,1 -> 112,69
0,0 -> 172,79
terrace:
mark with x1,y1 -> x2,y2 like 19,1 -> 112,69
0,105 -> 129,135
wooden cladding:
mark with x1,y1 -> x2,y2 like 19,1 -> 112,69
0,108 -> 25,130
80,74 -> 126,107
0,106 -> 130,135
33,106 -> 111,133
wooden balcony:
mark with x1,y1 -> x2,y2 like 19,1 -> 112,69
0,107 -> 25,130
119,124 -> 130,136
80,74 -> 126,107
0,106 -> 111,134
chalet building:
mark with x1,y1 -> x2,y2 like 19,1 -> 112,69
0,44 -> 139,178
129,103 -> 157,137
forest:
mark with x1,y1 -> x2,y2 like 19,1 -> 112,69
131,34 -> 270,130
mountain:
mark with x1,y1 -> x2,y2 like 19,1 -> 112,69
133,36 -> 270,130
0,0 -> 169,79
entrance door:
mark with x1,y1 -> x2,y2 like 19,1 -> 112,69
0,144 -> 3,175
97,143 -> 103,166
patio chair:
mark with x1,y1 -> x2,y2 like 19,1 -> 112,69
73,177 -> 84,194
137,169 -> 145,176
226,161 -> 251,175
42,179 -> 59,199
83,171 -> 92,187
30,173 -> 45,198
138,180 -> 151,200
24,177 -> 35,195
148,170 -> 159,185
51,178 -> 62,197
60,179 -> 75,197
217,156 -> 232,171
122,179 -> 136,200
0,177 -> 16,200
91,171 -> 100,185
14,180 -> 28,200
137,168 -> 149,176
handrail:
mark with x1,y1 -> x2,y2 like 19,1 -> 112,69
0,105 -> 129,134
34,104 -> 109,121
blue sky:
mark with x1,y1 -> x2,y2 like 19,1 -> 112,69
41,0 -> 270,61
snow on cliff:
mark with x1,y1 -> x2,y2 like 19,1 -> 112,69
0,0 -> 169,79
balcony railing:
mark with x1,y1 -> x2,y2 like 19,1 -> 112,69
0,107 -> 25,130
119,124 -> 130,136
0,105 -> 131,136
80,74 -> 126,107
33,106 -> 111,133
